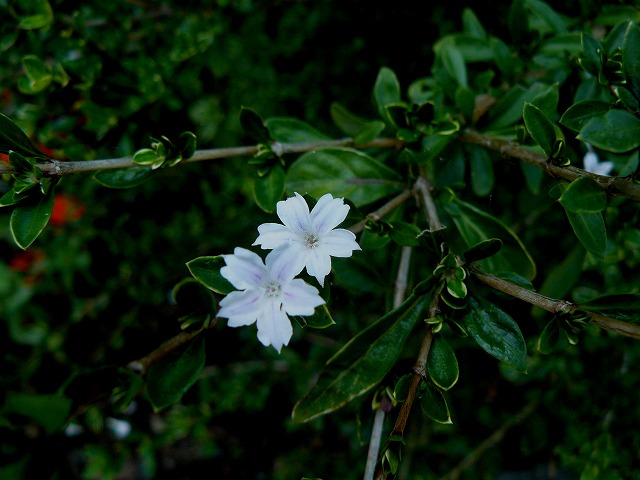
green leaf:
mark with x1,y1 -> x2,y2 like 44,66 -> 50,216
253,164 -> 285,213
10,192 -> 54,250
463,238 -> 503,263
419,381 -> 452,424
374,67 -> 401,120
353,121 -> 386,145
0,190 -> 30,207
330,102 -> 369,136
146,337 -> 206,411
577,109 -> 640,153
462,8 -> 487,40
16,0 -> 53,30
240,107 -> 271,143
558,177 -> 607,213
133,148 -> 161,166
0,112 -> 50,158
3,392 -> 71,435
525,0 -> 567,33
463,297 -> 527,372
622,22 -> 640,99
537,246 -> 585,313
577,293 -> 640,323
389,221 -> 422,247
427,335 -> 459,391
486,83 -> 548,130
441,46 -> 468,88
93,166 -> 153,189
296,304 -> 336,329
443,199 -> 536,280
508,0 -> 529,45
292,291 -> 432,423
565,210 -> 607,258
286,147 -> 402,207
537,317 -> 561,354
560,100 -> 611,132
265,117 -> 331,143
186,256 -> 234,295
18,55 -> 52,94
523,102 -> 556,157
530,83 -> 559,118
468,145 -> 494,197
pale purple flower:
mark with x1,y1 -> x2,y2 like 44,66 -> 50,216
218,247 -> 324,352
253,193 -> 361,286
583,145 -> 614,176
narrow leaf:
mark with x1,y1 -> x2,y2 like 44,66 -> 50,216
463,297 -> 527,372
374,67 -> 401,120
565,210 -> 607,258
93,166 -> 153,189
0,112 -> 50,158
427,335 -> 459,391
292,290 -> 432,423
523,102 -> 556,157
186,256 -> 234,295
10,192 -> 54,249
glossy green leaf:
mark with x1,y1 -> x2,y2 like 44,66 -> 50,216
133,148 -> 161,166
292,291 -> 432,423
0,112 -> 49,158
10,192 -> 54,250
330,102 -> 369,136
443,199 -> 536,280
530,83 -> 559,118
374,67 -> 401,120
0,190 -> 30,207
486,83 -> 548,130
265,117 -> 331,143
559,177 -> 607,213
389,221 -> 422,247
146,337 -> 206,411
463,238 -> 503,263
577,293 -> 640,323
565,210 -> 607,258
3,392 -> 71,434
394,374 -> 412,402
559,100 -> 611,132
186,256 -> 234,295
240,107 -> 271,143
622,22 -> 640,99
537,317 -> 561,354
427,335 -> 459,391
446,278 -> 467,299
254,164 -> 285,213
93,166 -> 153,189
523,102 -> 556,157
463,297 -> 527,372
577,109 -> 640,153
419,381 -> 452,424
286,147 -> 402,207
468,145 -> 494,197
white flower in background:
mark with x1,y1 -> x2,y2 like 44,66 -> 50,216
218,247 -> 324,352
253,193 -> 361,286
583,144 -> 614,176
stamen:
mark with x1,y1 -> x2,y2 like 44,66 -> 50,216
304,233 -> 320,249
264,281 -> 282,298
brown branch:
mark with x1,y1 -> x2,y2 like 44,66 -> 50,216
460,131 -> 640,202
471,267 -> 640,340
348,189 -> 413,234
0,137 -> 404,176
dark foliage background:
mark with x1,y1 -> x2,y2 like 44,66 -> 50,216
1,1 -> 639,479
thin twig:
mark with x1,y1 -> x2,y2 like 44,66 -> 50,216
414,174 -> 445,232
440,397 -> 539,480
460,131 -> 640,202
471,267 -> 640,339
0,137 -> 403,176
348,189 -> 413,234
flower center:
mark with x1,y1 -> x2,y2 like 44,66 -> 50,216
304,233 -> 320,249
264,280 -> 282,298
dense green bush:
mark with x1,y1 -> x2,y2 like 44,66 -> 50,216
2,1 -> 640,479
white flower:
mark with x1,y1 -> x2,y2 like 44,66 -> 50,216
218,247 -> 324,352
583,145 -> 614,176
253,193 -> 361,286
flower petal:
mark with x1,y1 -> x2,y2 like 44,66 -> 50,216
320,229 -> 361,257
282,279 -> 324,316
253,222 -> 296,249
305,249 -> 332,287
220,247 -> 267,289
218,289 -> 263,327
310,194 -> 350,233
256,301 -> 293,353
265,245 -> 306,283
276,192 -> 311,234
